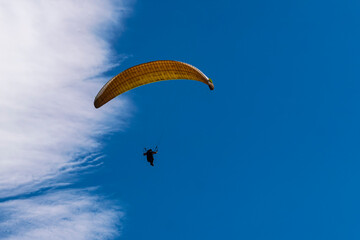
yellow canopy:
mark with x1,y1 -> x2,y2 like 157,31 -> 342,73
94,60 -> 214,108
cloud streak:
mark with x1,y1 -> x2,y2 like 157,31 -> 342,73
0,0 -> 131,238
0,189 -> 123,240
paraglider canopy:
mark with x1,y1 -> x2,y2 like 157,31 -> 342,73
94,60 -> 214,108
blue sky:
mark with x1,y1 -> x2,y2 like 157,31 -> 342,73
95,0 -> 360,239
1,0 -> 360,239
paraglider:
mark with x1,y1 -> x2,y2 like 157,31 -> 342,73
94,60 -> 213,166
94,60 -> 214,108
143,147 -> 158,166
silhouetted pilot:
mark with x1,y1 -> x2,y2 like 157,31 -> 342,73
144,148 -> 157,166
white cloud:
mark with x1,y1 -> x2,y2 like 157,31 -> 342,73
0,189 -> 124,240
0,0 -> 131,238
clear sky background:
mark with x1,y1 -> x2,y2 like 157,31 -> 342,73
92,0 -> 360,239
1,0 -> 360,239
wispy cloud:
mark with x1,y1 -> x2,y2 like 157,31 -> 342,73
0,189 -> 123,240
0,0 -> 131,238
